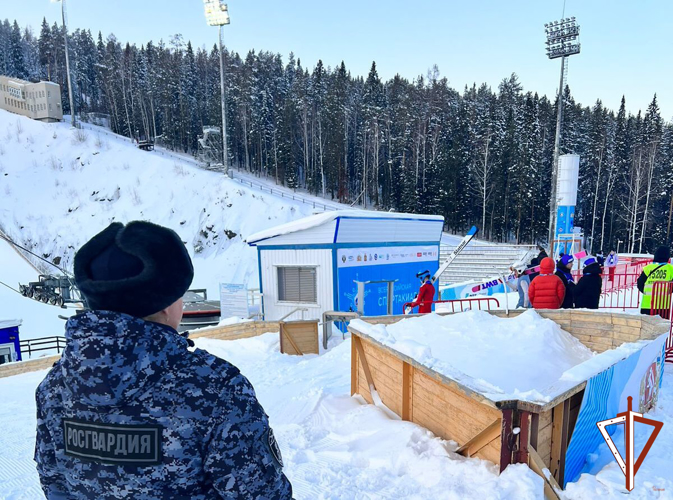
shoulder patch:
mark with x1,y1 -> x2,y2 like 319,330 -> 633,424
266,428 -> 284,469
63,418 -> 163,466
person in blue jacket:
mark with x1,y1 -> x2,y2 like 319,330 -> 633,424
574,257 -> 603,309
555,254 -> 576,309
34,221 -> 292,500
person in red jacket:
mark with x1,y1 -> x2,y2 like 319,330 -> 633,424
528,257 -> 565,309
410,270 -> 436,313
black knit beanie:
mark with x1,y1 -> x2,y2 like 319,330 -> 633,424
74,221 -> 194,317
654,246 -> 671,263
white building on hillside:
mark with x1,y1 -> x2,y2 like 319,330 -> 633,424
0,76 -> 63,122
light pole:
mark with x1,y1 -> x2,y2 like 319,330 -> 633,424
544,17 -> 580,253
203,0 -> 230,173
52,0 -> 77,128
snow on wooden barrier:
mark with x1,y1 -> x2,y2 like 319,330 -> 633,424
348,310 -> 669,497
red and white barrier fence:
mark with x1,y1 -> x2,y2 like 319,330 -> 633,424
402,297 -> 500,315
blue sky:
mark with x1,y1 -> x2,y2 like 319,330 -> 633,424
6,1 -> 673,118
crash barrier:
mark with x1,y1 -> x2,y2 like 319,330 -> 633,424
402,297 -> 500,315
20,336 -> 67,358
349,310 -> 669,498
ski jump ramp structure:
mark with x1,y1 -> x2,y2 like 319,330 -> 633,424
348,310 -> 669,499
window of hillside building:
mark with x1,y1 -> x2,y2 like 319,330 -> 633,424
277,266 -> 317,303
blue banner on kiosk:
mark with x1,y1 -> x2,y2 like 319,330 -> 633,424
555,205 -> 576,255
336,245 -> 439,317
563,335 -> 667,487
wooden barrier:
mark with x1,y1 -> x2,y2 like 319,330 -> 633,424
280,320 -> 319,355
0,320 -> 281,379
0,355 -> 60,379
349,309 -> 670,498
188,320 -> 279,341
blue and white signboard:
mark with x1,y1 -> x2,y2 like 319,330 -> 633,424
219,283 -> 249,319
563,334 -> 667,487
336,245 -> 439,316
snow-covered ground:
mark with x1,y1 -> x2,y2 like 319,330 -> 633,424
1,329 -> 671,499
0,109 -> 316,302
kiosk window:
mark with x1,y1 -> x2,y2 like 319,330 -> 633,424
277,267 -> 317,303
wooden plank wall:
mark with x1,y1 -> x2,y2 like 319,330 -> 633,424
1,321 -> 281,379
536,409 -> 553,468
352,334 -> 502,464
280,320 -> 319,355
0,355 -> 60,378
189,320 -> 280,341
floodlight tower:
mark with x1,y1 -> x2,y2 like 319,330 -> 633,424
203,0 -> 230,172
544,16 -> 580,253
52,0 -> 76,128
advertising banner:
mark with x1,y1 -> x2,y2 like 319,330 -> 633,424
336,245 -> 439,316
563,334 -> 667,486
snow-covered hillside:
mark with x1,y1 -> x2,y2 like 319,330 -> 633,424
0,237 -> 73,340
0,109 -> 315,302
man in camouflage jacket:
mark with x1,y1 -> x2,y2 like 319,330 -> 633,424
35,221 -> 292,499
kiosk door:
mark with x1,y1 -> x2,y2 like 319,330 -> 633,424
0,344 -> 15,365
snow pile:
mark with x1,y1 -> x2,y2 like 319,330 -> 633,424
0,109 -> 315,301
351,310 -> 595,402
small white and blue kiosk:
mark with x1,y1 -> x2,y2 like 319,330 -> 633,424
246,211 -> 444,321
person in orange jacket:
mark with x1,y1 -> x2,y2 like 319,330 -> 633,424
410,270 -> 436,313
528,257 -> 565,309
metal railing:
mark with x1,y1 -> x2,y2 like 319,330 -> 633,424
402,297 -> 500,315
20,336 -> 67,358
598,273 -> 642,310
649,281 -> 673,364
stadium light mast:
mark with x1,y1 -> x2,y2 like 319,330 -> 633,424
544,16 -> 580,253
52,0 -> 76,128
203,0 -> 230,172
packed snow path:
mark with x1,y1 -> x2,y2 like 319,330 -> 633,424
1,332 -> 672,499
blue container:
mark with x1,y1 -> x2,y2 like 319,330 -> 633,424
0,320 -> 22,364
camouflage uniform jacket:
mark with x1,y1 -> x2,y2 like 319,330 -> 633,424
34,310 -> 292,499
